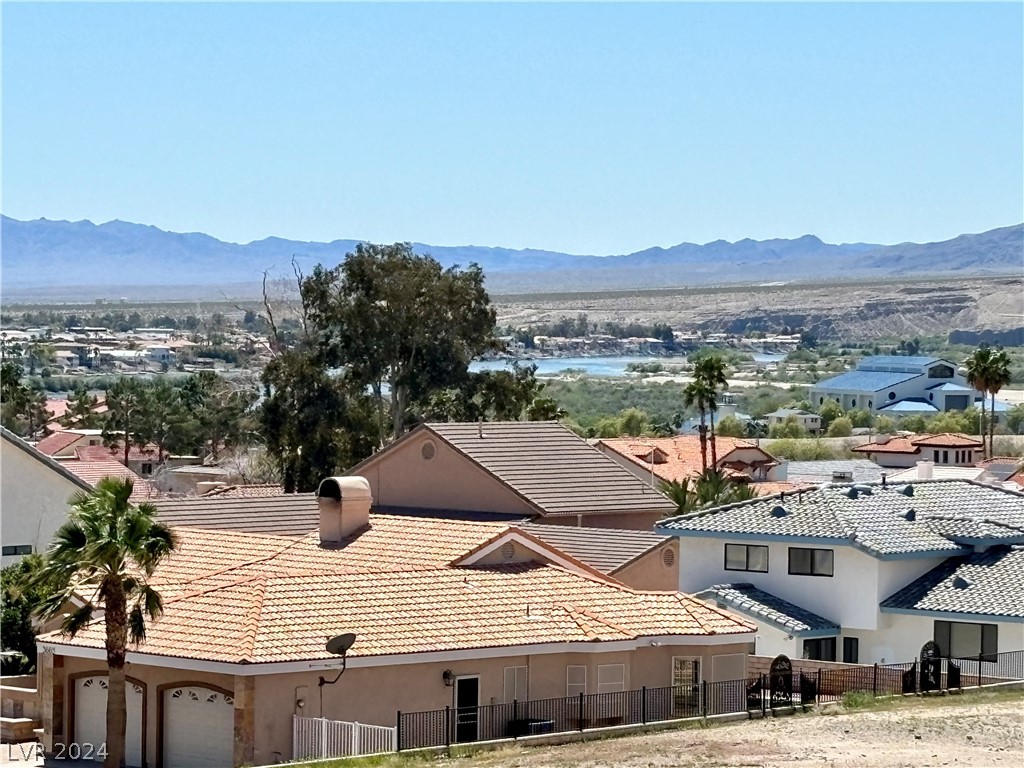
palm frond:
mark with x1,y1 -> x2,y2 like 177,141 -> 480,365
60,604 -> 96,637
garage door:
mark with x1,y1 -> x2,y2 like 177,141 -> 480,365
74,676 -> 144,767
162,686 -> 234,768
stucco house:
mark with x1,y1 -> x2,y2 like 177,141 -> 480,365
809,356 -> 984,415
657,479 -> 1024,665
852,432 -> 984,469
349,421 -> 676,529
37,477 -> 754,768
763,409 -> 822,434
595,435 -> 799,497
0,427 -> 91,565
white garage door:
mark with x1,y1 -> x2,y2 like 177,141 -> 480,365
74,676 -> 144,767
162,686 -> 234,768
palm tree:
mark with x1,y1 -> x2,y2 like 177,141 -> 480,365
683,378 -> 716,472
660,469 -> 757,516
965,347 -> 993,458
694,357 -> 729,465
32,478 -> 177,768
986,348 -> 1012,458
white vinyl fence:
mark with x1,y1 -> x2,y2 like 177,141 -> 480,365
293,715 -> 397,760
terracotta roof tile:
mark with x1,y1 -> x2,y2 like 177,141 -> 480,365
34,431 -> 84,455
75,444 -> 158,462
55,458 -> 160,502
46,564 -> 754,663
200,484 -> 287,498
854,433 -> 984,454
599,435 -> 775,483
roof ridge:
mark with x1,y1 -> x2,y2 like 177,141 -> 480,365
560,604 -> 632,639
680,592 -> 753,634
238,576 -> 268,662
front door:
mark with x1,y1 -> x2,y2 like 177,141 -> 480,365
672,657 -> 701,716
454,676 -> 479,743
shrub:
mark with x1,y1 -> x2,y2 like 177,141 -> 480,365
827,417 -> 854,437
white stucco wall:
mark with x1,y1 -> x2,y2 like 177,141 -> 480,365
1,438 -> 84,566
678,538 -> 879,630
849,614 -> 1024,664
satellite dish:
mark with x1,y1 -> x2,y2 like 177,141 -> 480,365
326,632 -> 356,656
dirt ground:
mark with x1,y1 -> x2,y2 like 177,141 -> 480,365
448,693 -> 1024,768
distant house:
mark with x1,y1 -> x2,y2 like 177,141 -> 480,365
852,432 -> 984,469
809,356 -> 985,414
763,408 -> 822,434
658,479 -> 1024,664
348,421 -> 676,530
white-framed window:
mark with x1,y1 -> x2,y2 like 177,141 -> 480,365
597,664 -> 626,693
503,666 -> 528,703
566,665 -> 587,697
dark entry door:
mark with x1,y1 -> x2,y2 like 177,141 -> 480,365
455,677 -> 479,743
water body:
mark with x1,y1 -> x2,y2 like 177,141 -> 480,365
470,353 -> 785,378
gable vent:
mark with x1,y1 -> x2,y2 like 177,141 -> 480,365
952,576 -> 973,590
500,541 -> 516,560
662,548 -> 676,567
770,505 -> 789,518
421,440 -> 436,461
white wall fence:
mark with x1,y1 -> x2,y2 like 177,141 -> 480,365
292,715 -> 397,760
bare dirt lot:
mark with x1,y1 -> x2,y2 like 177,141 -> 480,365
428,692 -> 1024,768
494,276 -> 1024,341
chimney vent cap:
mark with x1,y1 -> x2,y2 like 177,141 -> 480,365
317,476 -> 372,501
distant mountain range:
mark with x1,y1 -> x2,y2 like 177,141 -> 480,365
1,215 -> 1021,300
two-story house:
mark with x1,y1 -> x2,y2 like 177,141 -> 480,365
656,479 -> 1024,665
809,356 -> 986,415
852,432 -> 984,469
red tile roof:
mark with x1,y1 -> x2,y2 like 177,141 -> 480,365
44,563 -> 754,664
854,433 -> 984,455
200,484 -> 286,498
75,444 -> 158,463
599,436 -> 775,483
55,458 -> 159,502
34,431 -> 85,456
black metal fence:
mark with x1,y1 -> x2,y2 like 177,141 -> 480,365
396,650 -> 1024,751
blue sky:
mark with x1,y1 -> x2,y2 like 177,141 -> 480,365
2,2 -> 1022,254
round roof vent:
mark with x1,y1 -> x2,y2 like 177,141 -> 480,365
421,440 -> 436,461
662,548 -> 676,568
500,541 -> 516,560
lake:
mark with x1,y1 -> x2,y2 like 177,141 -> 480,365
470,353 -> 785,378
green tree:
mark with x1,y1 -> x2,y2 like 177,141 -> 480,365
846,408 -> 873,429
716,415 -> 746,438
23,342 -> 55,376
660,469 -> 757,516
61,384 -> 102,429
826,417 -> 854,437
874,415 -> 897,435
618,407 -> 651,437
899,414 -> 929,433
817,400 -> 843,429
1006,403 -> 1024,435
694,356 -> 729,465
683,378 -> 716,472
31,479 -> 177,768
768,416 -> 807,439
102,378 -> 149,466
179,372 -> 259,460
1,555 -> 50,674
966,347 -> 994,457
985,348 -> 1012,458
305,243 -> 497,444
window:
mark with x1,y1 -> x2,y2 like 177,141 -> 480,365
934,621 -> 998,662
724,544 -> 768,572
819,397 -> 824,405
597,664 -> 625,693
843,637 -> 859,664
942,450 -> 948,464
928,364 -> 954,379
888,391 -> 896,400
788,547 -> 834,577
503,666 -> 528,703
566,665 -> 587,697
934,449 -> 940,462
1,545 -> 32,556
803,637 -> 837,661
141,463 -> 153,475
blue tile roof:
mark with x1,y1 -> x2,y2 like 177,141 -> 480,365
877,398 -> 940,413
858,356 -> 942,367
696,584 -> 840,636
657,480 -> 1024,558
880,546 -> 1024,620
927,383 -> 974,392
811,369 -> 921,392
